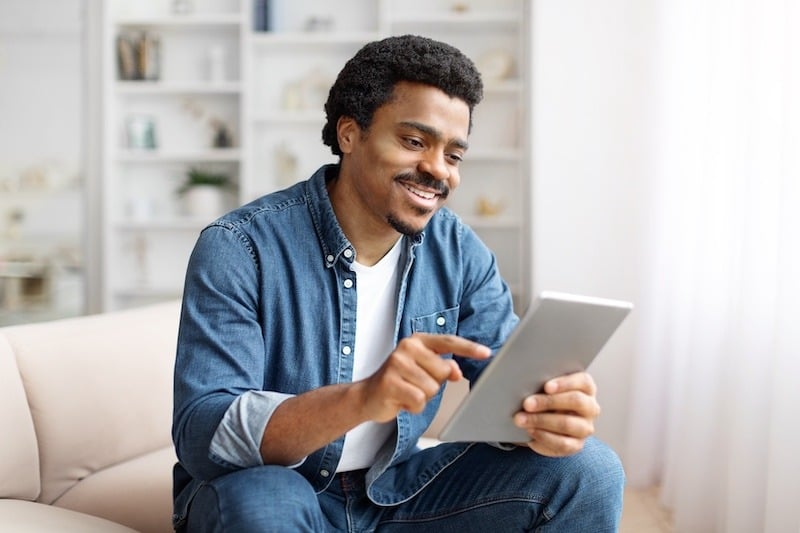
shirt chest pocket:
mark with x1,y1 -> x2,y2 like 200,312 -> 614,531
411,306 -> 459,336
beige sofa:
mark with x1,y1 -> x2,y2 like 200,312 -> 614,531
0,300 -> 464,532
0,301 -> 181,532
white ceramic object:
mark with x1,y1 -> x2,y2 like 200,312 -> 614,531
184,185 -> 224,218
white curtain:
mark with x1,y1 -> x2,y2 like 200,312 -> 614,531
625,1 -> 800,531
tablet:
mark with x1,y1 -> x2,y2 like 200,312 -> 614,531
438,291 -> 632,443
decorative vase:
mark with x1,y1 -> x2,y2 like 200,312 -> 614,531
184,186 -> 224,218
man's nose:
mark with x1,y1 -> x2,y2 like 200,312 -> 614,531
417,150 -> 450,183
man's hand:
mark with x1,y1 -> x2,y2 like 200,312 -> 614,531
358,333 -> 490,423
513,371 -> 601,457
262,333 -> 488,466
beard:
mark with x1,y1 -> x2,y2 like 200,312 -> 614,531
387,213 -> 422,236
387,170 -> 450,236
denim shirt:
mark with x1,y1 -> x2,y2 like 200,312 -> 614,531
172,164 -> 519,511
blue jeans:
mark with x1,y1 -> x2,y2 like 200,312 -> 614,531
182,438 -> 624,532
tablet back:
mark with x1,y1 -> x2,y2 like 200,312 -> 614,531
438,291 -> 632,443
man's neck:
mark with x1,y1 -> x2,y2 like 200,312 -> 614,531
326,173 -> 401,267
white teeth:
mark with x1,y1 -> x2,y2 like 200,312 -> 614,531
404,184 -> 436,200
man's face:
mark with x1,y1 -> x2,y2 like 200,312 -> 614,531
338,81 -> 471,236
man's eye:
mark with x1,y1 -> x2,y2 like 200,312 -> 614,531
447,153 -> 464,164
405,137 -> 424,148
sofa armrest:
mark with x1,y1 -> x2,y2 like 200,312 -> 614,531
0,335 -> 40,500
4,300 -> 181,505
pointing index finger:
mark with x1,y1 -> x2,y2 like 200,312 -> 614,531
412,333 -> 491,360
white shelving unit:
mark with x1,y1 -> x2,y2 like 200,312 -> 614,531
101,0 -> 247,310
100,0 -> 530,312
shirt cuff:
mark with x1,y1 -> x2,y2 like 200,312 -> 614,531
209,390 -> 306,469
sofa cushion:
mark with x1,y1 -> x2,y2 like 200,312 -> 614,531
54,445 -> 176,533
0,335 -> 40,500
0,499 -> 137,532
4,300 -> 181,505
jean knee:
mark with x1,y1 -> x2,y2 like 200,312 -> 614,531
189,466 -> 324,532
585,438 -> 625,484
520,438 -> 625,530
516,438 -> 624,500
566,437 -> 626,502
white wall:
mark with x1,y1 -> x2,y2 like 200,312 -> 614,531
0,0 -> 83,179
528,0 -> 657,460
0,0 -> 84,242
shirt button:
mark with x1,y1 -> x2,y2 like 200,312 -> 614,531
343,248 -> 353,259
342,346 -> 352,356
320,469 -> 330,478
343,279 -> 353,289
436,316 -> 446,327
326,254 -> 334,263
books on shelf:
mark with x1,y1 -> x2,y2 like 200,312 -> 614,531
117,31 -> 161,81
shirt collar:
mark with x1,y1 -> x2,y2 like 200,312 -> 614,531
305,164 -> 425,268
306,164 -> 354,268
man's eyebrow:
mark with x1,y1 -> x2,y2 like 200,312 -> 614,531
399,121 -> 469,151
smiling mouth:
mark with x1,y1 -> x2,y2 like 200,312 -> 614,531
402,183 -> 438,200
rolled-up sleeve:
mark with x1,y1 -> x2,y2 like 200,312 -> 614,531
210,390 -> 305,469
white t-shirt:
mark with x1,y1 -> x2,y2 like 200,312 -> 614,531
336,238 -> 403,472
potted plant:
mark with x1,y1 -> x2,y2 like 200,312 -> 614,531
177,167 -> 232,218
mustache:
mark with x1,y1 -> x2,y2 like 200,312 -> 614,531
394,171 -> 449,199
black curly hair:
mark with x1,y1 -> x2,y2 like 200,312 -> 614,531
322,34 -> 484,156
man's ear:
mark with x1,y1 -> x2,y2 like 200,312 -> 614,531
337,116 -> 359,154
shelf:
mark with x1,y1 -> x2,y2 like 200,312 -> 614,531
0,186 -> 83,198
251,111 -> 323,124
251,31 -> 381,47
462,216 -> 521,230
113,13 -> 243,29
112,286 -> 183,299
466,148 -> 522,162
0,29 -> 82,39
115,81 -> 242,95
387,11 -> 519,27
114,217 -> 212,231
484,80 -> 523,94
116,149 -> 242,163
0,260 -> 48,278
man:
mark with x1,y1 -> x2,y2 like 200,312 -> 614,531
172,35 -> 624,532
